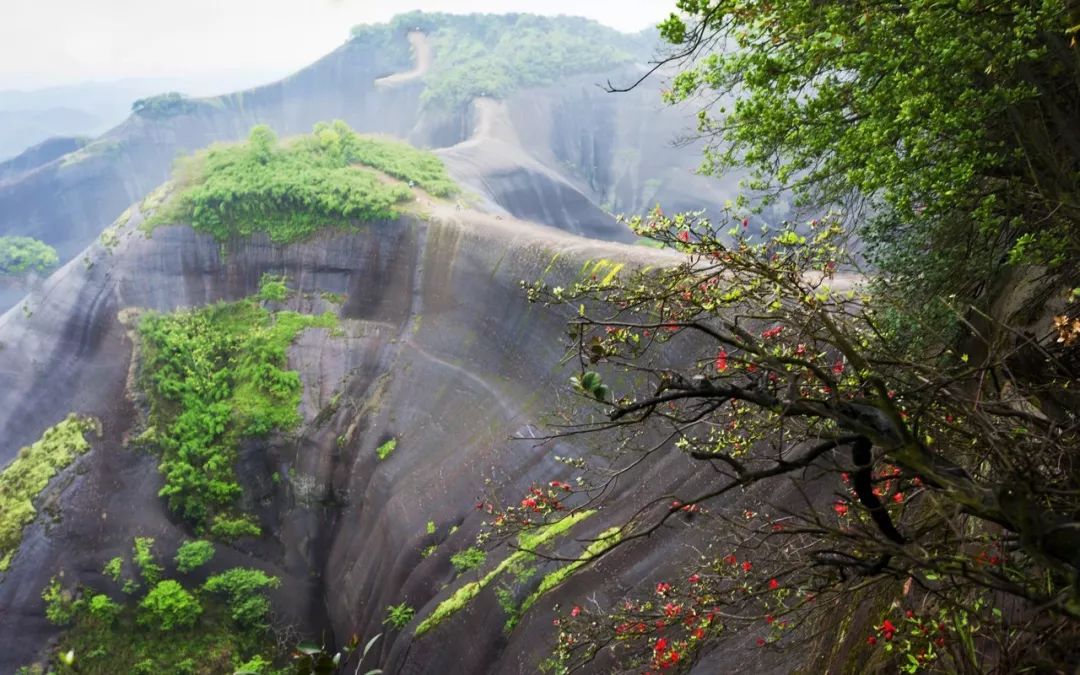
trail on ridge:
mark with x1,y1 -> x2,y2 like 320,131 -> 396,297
375,31 -> 433,87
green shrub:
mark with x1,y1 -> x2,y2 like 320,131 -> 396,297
0,415 -> 95,571
102,556 -> 123,582
138,297 -> 337,532
383,603 -> 415,629
132,537 -> 163,585
256,273 -> 289,302
376,438 -> 397,461
138,580 -> 202,631
42,577 -> 77,626
86,593 -> 122,624
0,236 -> 59,275
450,547 -> 487,574
203,568 -> 280,628
174,540 -> 215,573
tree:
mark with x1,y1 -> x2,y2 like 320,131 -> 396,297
638,1 -> 1080,320
522,209 -> 1080,671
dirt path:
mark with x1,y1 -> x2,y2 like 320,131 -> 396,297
374,31 -> 432,87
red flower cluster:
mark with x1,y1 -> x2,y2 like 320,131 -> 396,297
715,349 -> 729,372
761,325 -> 784,339
671,500 -> 701,514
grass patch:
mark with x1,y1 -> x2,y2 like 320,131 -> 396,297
414,509 -> 595,636
138,294 -> 338,535
450,547 -> 486,574
144,121 -> 457,245
375,438 -> 397,461
0,415 -> 97,571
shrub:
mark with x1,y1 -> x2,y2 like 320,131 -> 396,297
383,603 -> 415,629
138,580 -> 202,631
375,438 -> 397,461
132,537 -> 163,585
0,236 -> 59,275
203,567 -> 280,628
42,577 -> 77,626
174,540 -> 215,573
256,274 -> 289,303
86,593 -> 122,624
102,556 -> 123,582
450,547 -> 486,574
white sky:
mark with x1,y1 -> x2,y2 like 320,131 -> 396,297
0,0 -> 673,90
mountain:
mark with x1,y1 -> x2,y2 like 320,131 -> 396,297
0,14 -> 794,674
0,73 -> 283,161
0,13 -> 743,313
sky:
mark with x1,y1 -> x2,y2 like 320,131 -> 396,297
0,0 -> 673,90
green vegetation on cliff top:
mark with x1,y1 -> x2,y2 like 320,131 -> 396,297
137,279 -> 337,536
146,120 -> 457,244
352,12 -> 648,109
0,414 -> 97,571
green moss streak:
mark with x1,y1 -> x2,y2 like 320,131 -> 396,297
519,526 -> 622,615
0,415 -> 96,571
414,509 -> 595,636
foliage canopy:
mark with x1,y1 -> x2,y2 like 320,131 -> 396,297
656,0 -> 1080,314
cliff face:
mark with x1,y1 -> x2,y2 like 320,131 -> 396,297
0,196 -> 761,672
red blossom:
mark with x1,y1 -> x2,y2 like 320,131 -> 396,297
656,582 -> 672,595
768,578 -> 779,590
756,638 -> 766,647
867,636 -> 877,645
832,359 -> 845,375
678,230 -> 690,243
688,574 -> 701,584
766,615 -> 775,625
761,325 -> 784,339
723,554 -> 738,566
892,492 -> 904,503
663,602 -> 682,618
570,606 -> 581,617
654,637 -> 669,654
693,628 -> 706,639
742,561 -> 753,572
794,343 -> 806,356
833,501 -> 849,516
715,349 -> 729,372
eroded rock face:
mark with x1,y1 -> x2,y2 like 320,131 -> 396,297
0,198 -> 672,669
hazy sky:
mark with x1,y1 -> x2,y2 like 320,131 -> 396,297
0,0 -> 673,90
